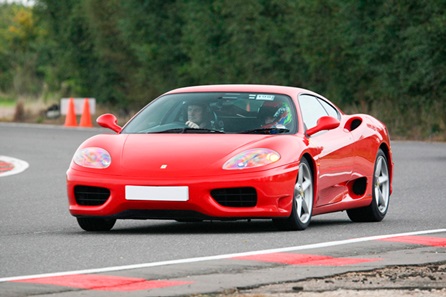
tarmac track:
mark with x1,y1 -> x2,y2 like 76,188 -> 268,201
0,123 -> 445,296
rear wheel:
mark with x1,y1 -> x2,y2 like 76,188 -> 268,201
347,149 -> 390,222
77,217 -> 116,231
274,158 -> 313,231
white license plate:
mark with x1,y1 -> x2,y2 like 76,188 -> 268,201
125,186 -> 189,201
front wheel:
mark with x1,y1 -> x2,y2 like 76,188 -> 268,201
347,149 -> 390,222
77,217 -> 116,232
273,158 -> 313,231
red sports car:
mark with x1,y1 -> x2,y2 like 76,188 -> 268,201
66,85 -> 393,231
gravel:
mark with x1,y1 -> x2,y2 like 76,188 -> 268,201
213,262 -> 446,297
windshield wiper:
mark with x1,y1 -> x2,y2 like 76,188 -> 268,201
152,128 -> 185,133
153,128 -> 225,134
240,128 -> 290,134
184,128 -> 225,134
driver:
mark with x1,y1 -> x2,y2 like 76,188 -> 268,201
258,102 -> 292,129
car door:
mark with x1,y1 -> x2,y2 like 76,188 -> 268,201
298,94 -> 355,207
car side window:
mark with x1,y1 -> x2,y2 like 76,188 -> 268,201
298,95 -> 329,129
318,98 -> 340,119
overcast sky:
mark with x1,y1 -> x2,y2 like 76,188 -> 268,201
0,0 -> 35,6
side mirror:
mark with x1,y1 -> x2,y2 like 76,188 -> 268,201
306,116 -> 340,136
96,113 -> 122,133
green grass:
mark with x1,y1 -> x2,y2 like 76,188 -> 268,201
0,95 -> 15,107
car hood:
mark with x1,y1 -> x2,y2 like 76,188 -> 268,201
83,134 -> 288,178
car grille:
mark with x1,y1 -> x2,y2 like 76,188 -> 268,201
74,186 -> 110,206
211,187 -> 257,207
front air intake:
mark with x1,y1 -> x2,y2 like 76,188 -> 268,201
211,187 -> 257,207
74,185 -> 110,206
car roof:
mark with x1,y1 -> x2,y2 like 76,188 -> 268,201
165,84 -> 317,97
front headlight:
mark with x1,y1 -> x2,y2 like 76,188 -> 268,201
223,148 -> 280,170
73,147 -> 111,169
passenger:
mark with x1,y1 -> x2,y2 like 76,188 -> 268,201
185,103 -> 211,129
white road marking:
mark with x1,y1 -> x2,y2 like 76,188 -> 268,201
1,228 -> 445,283
0,156 -> 29,177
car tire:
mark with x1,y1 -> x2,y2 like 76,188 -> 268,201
274,157 -> 313,231
77,217 -> 116,232
347,149 -> 390,222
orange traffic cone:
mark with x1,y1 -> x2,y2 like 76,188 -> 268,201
79,98 -> 93,127
64,98 -> 77,127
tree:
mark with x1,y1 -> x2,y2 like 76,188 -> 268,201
27,0 -> 445,137
0,3 -> 45,95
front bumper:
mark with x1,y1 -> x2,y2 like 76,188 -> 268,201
66,165 -> 298,220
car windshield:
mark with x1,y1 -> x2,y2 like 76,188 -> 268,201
121,92 -> 297,134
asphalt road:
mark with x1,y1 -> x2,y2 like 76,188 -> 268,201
0,123 -> 445,296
